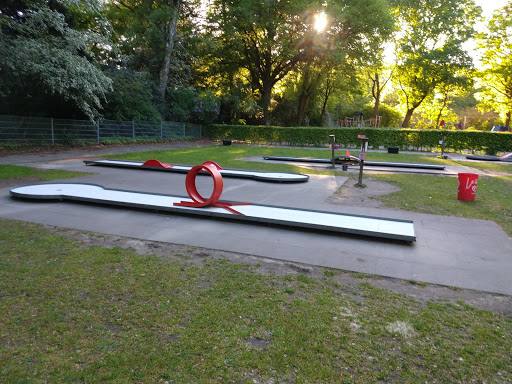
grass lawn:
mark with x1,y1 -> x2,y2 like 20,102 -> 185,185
454,160 -> 512,174
0,164 -> 89,181
371,174 -> 512,237
1,218 -> 511,383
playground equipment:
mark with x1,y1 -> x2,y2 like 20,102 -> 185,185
338,113 -> 382,128
439,120 -> 464,130
10,161 -> 416,242
369,116 -> 382,128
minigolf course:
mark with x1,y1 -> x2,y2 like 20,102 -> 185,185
264,155 -> 445,170
84,159 -> 309,183
11,161 -> 416,242
465,152 -> 512,162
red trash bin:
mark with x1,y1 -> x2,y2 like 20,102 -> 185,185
457,173 -> 478,201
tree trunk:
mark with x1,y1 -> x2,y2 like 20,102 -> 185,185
296,67 -> 311,126
435,95 -> 449,129
261,81 -> 273,125
158,0 -> 182,105
297,92 -> 311,126
400,92 -> 428,128
402,108 -> 415,128
371,72 -> 380,117
372,98 -> 380,119
319,77 -> 333,124
505,110 -> 511,127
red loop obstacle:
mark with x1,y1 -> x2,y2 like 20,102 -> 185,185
200,161 -> 223,170
183,162 -> 224,206
173,161 -> 249,215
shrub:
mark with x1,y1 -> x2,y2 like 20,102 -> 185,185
189,91 -> 220,125
103,69 -> 162,122
167,87 -> 197,122
205,124 -> 512,153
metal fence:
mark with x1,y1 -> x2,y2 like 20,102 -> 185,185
0,115 -> 202,145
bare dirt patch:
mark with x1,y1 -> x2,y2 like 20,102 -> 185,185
328,176 -> 401,208
0,176 -> 45,189
46,226 -> 512,318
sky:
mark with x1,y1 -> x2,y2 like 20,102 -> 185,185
475,0 -> 509,17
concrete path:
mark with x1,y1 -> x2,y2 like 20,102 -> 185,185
1,144 -> 511,295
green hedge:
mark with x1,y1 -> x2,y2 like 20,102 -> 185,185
205,125 -> 512,154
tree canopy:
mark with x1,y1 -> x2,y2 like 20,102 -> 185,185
205,0 -> 393,125
391,0 -> 480,127
0,0 -> 113,119
475,2 -> 512,126
0,0 -> 508,130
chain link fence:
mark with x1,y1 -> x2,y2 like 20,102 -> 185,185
0,115 -> 202,145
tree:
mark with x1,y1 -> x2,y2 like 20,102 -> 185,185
207,0 -> 393,125
105,0 -> 200,108
191,27 -> 261,124
207,0 -> 313,125
296,60 -> 325,125
293,60 -> 361,126
0,0 -> 113,119
319,69 -> 338,124
102,68 -> 162,121
391,0 -> 480,127
413,93 -> 460,129
433,77 -> 471,128
367,61 -> 394,118
475,2 -> 512,127
159,0 -> 182,104
296,0 -> 393,126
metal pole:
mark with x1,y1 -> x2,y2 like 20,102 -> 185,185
160,121 -> 163,139
132,120 -> 135,139
441,134 -> 445,158
358,161 -> 364,186
329,134 -> 335,168
96,120 -> 100,144
356,135 -> 368,187
183,122 -> 186,137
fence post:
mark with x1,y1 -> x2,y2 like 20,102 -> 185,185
50,118 -> 54,145
96,120 -> 100,145
182,122 -> 186,137
132,120 -> 135,139
160,121 -> 163,139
